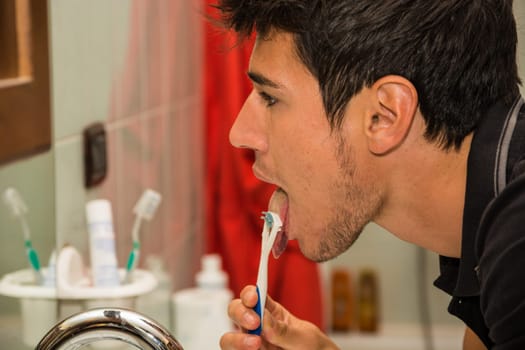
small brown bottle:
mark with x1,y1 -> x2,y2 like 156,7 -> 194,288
331,268 -> 354,332
358,269 -> 379,333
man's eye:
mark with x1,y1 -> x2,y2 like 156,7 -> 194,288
259,92 -> 277,107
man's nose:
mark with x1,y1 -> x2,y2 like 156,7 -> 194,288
229,91 -> 268,152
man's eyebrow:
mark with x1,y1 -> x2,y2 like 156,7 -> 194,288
247,71 -> 282,89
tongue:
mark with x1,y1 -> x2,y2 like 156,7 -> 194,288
268,189 -> 289,258
272,230 -> 288,258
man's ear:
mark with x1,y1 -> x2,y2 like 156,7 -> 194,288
365,76 -> 418,155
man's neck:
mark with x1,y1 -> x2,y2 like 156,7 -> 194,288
375,133 -> 473,258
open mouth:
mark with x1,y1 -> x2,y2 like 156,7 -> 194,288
269,188 -> 289,258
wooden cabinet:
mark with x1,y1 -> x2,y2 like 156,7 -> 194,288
0,0 -> 51,165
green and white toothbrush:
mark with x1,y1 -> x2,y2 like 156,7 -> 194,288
123,189 -> 162,284
3,187 -> 44,285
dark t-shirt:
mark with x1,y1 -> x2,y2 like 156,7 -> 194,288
477,171 -> 525,348
434,96 -> 525,349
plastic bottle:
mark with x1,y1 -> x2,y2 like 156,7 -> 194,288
171,254 -> 233,350
357,269 -> 379,332
43,249 -> 57,287
85,199 -> 120,287
331,268 -> 354,332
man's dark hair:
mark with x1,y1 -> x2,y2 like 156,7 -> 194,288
215,0 -> 520,149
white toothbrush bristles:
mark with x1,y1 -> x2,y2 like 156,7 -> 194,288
3,187 -> 28,217
133,189 -> 162,220
125,189 -> 162,283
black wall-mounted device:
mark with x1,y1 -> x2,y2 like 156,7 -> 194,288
83,122 -> 107,188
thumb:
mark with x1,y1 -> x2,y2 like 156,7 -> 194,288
262,296 -> 339,350
260,296 -> 300,347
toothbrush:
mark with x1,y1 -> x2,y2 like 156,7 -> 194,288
249,211 -> 283,335
123,189 -> 162,283
2,187 -> 44,285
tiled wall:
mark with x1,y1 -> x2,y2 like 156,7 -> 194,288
51,0 -> 205,312
50,0 -> 205,289
0,1 -> 204,348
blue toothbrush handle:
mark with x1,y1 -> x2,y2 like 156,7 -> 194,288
248,285 -> 263,335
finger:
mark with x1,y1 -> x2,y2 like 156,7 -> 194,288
261,296 -> 315,348
239,285 -> 259,307
264,295 -> 281,315
227,286 -> 261,331
220,331 -> 262,350
261,313 -> 300,348
262,297 -> 288,339
228,298 -> 260,331
263,313 -> 335,350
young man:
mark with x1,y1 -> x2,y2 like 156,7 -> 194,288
214,1 -> 525,349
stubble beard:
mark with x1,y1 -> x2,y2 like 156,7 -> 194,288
310,134 -> 383,263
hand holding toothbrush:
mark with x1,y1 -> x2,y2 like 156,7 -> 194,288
219,211 -> 339,349
220,286 -> 339,350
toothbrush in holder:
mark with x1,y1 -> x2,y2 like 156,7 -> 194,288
249,211 -> 283,335
2,187 -> 44,285
123,189 -> 162,284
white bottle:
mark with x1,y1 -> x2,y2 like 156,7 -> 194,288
172,254 -> 233,350
43,249 -> 56,287
85,199 -> 120,287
